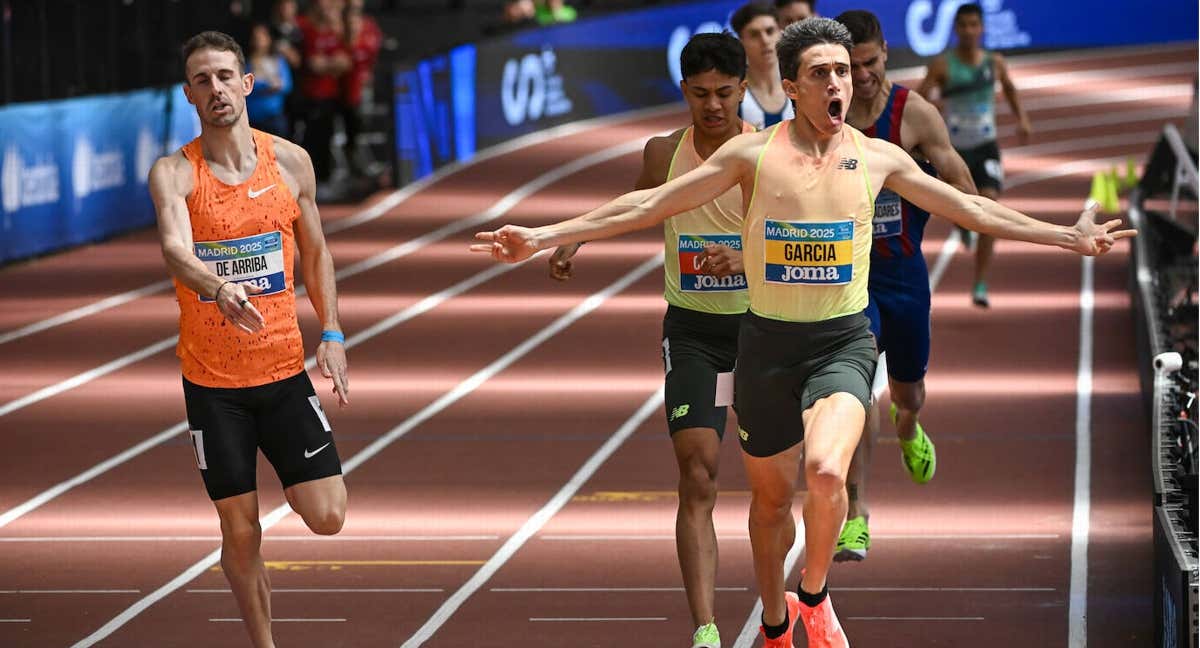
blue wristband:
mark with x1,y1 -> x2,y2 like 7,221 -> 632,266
320,330 -> 345,344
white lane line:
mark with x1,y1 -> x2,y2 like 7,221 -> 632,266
70,255 -> 663,648
0,102 -> 684,348
1068,255 -> 1094,648
1015,84 -> 1191,113
1011,60 -> 1195,91
0,280 -> 173,346
0,535 -> 499,542
400,387 -> 665,648
188,588 -> 443,594
0,590 -> 139,594
0,619 -> 31,623
833,587 -> 1055,593
530,617 -> 667,622
0,135 -> 657,530
847,616 -> 985,621
209,618 -> 345,623
492,587 -> 749,593
732,526 -> 807,648
1005,130 -> 1160,159
536,532 -> 1059,541
997,106 -> 1187,139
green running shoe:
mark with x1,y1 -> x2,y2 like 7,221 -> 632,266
972,280 -> 990,308
893,404 -> 936,484
834,515 -> 870,562
692,621 -> 721,648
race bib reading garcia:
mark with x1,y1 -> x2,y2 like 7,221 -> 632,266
678,234 -> 747,292
194,231 -> 286,302
764,219 -> 854,285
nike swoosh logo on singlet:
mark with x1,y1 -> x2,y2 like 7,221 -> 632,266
248,184 -> 276,199
304,442 -> 331,459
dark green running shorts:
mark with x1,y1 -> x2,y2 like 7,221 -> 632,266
733,310 -> 878,457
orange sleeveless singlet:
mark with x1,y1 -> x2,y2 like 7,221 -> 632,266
175,129 -> 305,388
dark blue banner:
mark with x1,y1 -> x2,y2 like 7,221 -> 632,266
394,0 -> 1195,183
0,87 -> 201,264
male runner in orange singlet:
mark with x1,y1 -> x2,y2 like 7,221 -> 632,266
148,30 -> 350,648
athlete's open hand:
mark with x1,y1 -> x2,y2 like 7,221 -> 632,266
697,244 -> 744,277
549,242 -> 582,281
1068,199 -> 1136,256
471,225 -> 540,263
217,281 -> 266,334
318,339 -> 350,407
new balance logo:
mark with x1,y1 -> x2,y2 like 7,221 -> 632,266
248,184 -> 275,199
669,404 -> 690,421
837,158 -> 858,170
304,442 -> 331,459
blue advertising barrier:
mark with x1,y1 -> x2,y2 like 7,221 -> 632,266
0,86 -> 201,264
394,0 -> 1196,184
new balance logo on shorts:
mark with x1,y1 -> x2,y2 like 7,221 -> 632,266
669,404 -> 690,421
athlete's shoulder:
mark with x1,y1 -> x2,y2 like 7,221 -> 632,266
645,129 -> 685,157
148,150 -> 193,198
899,89 -> 943,131
269,134 -> 313,174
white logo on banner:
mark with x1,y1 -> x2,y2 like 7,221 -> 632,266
72,135 -> 126,199
136,127 -> 158,184
906,0 -> 1029,56
667,21 -> 726,85
501,47 -> 573,127
1,145 -> 61,214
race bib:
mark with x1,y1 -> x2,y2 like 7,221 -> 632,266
195,231 -> 286,302
764,219 -> 854,285
677,234 -> 747,292
873,190 -> 903,239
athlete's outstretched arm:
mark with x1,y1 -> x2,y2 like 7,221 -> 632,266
874,139 -> 1134,255
279,139 -> 349,406
549,132 -> 679,281
907,95 -> 977,195
149,155 -> 266,334
473,140 -> 751,263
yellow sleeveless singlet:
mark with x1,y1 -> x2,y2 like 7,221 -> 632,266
176,129 -> 306,388
741,122 -> 875,322
662,124 -> 754,315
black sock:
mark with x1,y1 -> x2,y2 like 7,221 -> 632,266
761,610 -> 790,639
797,582 -> 829,607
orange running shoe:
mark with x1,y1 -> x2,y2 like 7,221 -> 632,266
760,591 -> 802,647
798,594 -> 850,648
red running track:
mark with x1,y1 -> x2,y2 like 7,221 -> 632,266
0,43 -> 1193,647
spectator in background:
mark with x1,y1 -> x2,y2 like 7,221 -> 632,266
246,24 -> 293,138
297,0 -> 351,183
341,0 -> 382,177
270,0 -> 304,70
775,0 -> 816,28
535,0 -> 577,25
486,0 -> 538,35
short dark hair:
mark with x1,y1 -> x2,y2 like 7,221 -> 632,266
776,17 -> 852,81
681,32 -> 747,81
774,0 -> 815,10
181,31 -> 245,82
954,3 -> 983,23
731,1 -> 777,36
834,10 -> 883,47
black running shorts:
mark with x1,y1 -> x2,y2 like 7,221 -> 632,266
733,310 -> 878,457
183,371 -> 343,501
661,305 -> 741,436
957,140 -> 1003,193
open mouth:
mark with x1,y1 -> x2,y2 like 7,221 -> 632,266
827,99 -> 843,118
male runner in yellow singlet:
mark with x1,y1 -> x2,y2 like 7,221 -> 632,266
148,31 -> 350,648
472,18 -> 1131,647
549,32 -> 752,648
